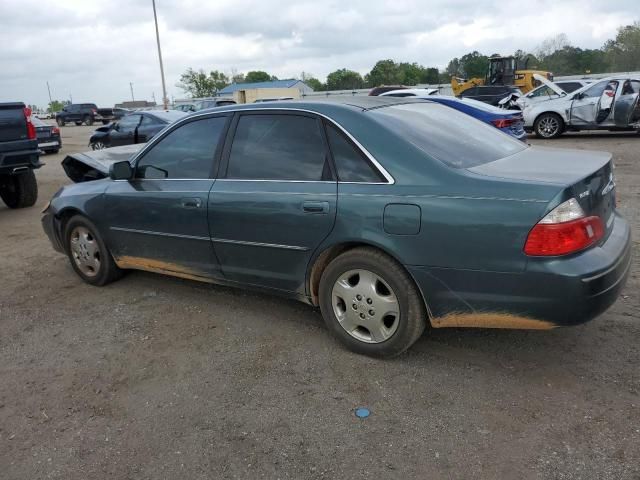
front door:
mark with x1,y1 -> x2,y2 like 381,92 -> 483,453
103,115 -> 230,279
208,112 -> 337,293
570,80 -> 608,126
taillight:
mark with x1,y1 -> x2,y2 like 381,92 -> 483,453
52,127 -> 60,135
524,198 -> 604,256
92,109 -> 97,114
492,118 -> 518,128
23,107 -> 36,140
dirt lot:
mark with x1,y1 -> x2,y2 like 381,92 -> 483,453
1,124 -> 639,479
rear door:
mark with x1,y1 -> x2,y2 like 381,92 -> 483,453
110,114 -> 142,146
614,80 -> 640,127
208,111 -> 337,292
103,115 -> 230,278
136,115 -> 163,143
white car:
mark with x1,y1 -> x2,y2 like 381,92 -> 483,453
523,76 -> 640,138
517,79 -> 592,109
379,88 -> 439,97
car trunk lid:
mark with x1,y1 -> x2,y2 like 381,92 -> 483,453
0,102 -> 28,142
468,146 -> 616,234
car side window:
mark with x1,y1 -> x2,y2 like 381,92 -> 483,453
117,114 -> 142,132
325,123 -> 384,183
559,82 -> 582,93
226,114 -> 331,181
140,116 -> 157,126
136,116 -> 227,180
582,81 -> 608,98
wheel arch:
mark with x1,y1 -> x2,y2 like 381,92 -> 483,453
306,241 -> 433,321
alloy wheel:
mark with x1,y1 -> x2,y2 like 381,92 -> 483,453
538,115 -> 560,138
331,269 -> 400,343
92,141 -> 106,150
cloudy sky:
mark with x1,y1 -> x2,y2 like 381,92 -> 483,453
0,0 -> 637,108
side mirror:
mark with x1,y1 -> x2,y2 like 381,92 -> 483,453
573,92 -> 583,100
109,161 -> 133,180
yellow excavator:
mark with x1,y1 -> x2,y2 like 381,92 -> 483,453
451,55 -> 553,96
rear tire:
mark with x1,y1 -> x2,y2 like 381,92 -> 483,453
64,215 -> 123,286
534,113 -> 564,139
0,170 -> 38,208
102,120 -> 109,125
56,117 -> 65,127
318,247 -> 426,357
74,121 -> 82,126
84,115 -> 93,126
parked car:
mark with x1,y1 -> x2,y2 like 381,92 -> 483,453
43,97 -> 630,357
35,112 -> 52,120
421,96 -> 526,141
0,103 -> 41,208
517,79 -> 592,110
458,85 -> 522,106
253,97 -> 294,103
56,103 -> 115,127
174,103 -> 197,112
89,110 -> 186,150
369,86 -> 407,96
195,98 -> 236,110
32,115 -> 61,154
523,76 -> 640,138
379,88 -> 439,98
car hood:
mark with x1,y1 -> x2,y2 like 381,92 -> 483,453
62,144 -> 144,182
467,146 -> 611,186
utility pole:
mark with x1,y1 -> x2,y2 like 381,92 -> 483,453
129,82 -> 135,101
46,81 -> 53,104
152,0 -> 168,110
70,94 -> 73,103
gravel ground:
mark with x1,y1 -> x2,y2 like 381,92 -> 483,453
1,125 -> 638,479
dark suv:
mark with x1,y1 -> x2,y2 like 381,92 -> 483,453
56,104 -> 113,127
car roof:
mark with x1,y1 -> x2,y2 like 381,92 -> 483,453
135,110 -> 187,122
196,96 -> 430,116
380,88 -> 438,96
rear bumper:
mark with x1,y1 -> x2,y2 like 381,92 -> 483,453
0,142 -> 42,174
409,212 -> 632,328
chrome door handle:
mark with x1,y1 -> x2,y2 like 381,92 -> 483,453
181,197 -> 202,208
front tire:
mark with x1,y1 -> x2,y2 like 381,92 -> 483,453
91,140 -> 106,150
534,112 -> 564,139
0,170 -> 38,208
318,247 -> 426,357
56,118 -> 65,127
64,215 -> 123,286
84,115 -> 94,126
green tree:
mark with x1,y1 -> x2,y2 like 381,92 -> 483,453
176,68 -> 228,97
365,59 -> 402,87
423,67 -> 440,84
245,71 -> 276,82
459,51 -> 489,78
603,21 -> 640,72
48,100 -> 65,113
326,69 -> 365,90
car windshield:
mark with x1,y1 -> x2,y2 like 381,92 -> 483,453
371,103 -> 527,168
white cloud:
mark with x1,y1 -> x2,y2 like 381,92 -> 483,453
0,0 -> 636,107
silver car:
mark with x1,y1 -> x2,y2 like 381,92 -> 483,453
523,76 -> 640,138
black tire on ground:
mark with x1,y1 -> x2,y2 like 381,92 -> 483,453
84,115 -> 93,126
56,117 -> 65,127
102,120 -> 109,125
74,121 -> 82,126
0,170 -> 38,208
318,247 -> 427,357
534,112 -> 564,139
63,215 -> 123,286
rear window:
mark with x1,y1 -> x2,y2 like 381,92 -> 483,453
371,103 -> 527,168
